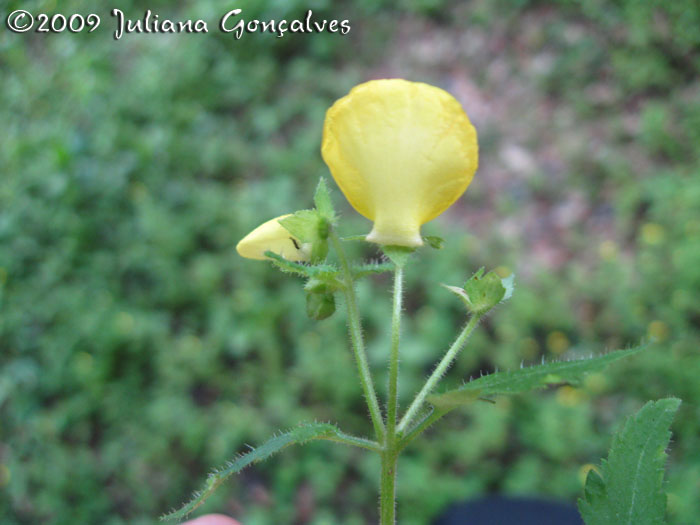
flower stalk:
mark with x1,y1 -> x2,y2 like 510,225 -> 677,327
330,230 -> 386,441
379,264 -> 404,524
398,313 -> 483,434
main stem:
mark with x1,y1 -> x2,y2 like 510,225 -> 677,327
330,232 -> 385,441
380,449 -> 398,525
398,313 -> 482,434
380,265 -> 404,524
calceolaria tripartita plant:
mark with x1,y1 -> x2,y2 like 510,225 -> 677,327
164,79 -> 652,525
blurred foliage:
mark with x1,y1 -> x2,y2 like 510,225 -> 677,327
1,0 -> 699,524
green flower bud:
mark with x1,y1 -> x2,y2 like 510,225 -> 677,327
444,268 -> 514,315
306,291 -> 336,320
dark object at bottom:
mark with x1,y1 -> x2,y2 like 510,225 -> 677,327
433,496 -> 583,525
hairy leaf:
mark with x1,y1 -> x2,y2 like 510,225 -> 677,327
578,398 -> 681,525
162,423 -> 347,521
428,347 -> 641,410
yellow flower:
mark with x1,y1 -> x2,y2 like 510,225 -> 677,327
236,214 -> 311,261
321,79 -> 478,247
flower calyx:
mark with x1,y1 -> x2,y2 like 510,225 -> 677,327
444,268 -> 515,315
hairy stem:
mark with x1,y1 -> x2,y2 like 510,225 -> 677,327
398,408 -> 447,451
387,265 -> 403,442
397,314 -> 482,433
380,449 -> 398,525
379,265 -> 404,524
330,231 -> 385,441
322,431 -> 382,452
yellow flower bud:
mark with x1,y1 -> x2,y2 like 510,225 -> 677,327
236,214 -> 311,262
321,79 -> 478,247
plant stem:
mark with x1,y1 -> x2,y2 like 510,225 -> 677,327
380,448 -> 398,525
397,408 -> 447,451
330,231 -> 385,441
397,313 -> 482,434
387,265 -> 403,441
379,265 -> 404,525
322,431 -> 382,452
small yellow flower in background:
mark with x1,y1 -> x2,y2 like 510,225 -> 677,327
322,79 -> 478,247
236,214 -> 311,262
640,222 -> 666,246
546,331 -> 570,355
647,320 -> 669,342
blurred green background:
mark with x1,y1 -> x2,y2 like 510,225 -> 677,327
2,0 -> 699,523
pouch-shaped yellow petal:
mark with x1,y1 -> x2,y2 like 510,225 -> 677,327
236,214 -> 311,262
322,79 -> 478,247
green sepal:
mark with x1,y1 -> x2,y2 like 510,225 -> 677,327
427,347 -> 642,410
279,210 -> 329,263
501,273 -> 515,301
304,277 -> 333,293
578,398 -> 681,525
306,291 -> 336,320
382,245 -> 415,268
311,237 -> 329,262
264,251 -> 337,279
444,268 -> 514,315
313,178 -> 336,223
422,235 -> 445,249
279,210 -> 320,243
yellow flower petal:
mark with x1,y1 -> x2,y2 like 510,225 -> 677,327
236,214 -> 311,261
321,79 -> 478,247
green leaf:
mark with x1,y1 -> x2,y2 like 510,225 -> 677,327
578,398 -> 681,525
313,178 -> 335,222
161,423 -> 344,521
427,347 -> 642,410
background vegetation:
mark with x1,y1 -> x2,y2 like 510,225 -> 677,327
1,0 -> 698,523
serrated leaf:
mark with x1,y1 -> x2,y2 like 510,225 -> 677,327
161,423 -> 343,521
313,178 -> 335,221
352,262 -> 394,279
578,398 -> 681,525
427,347 -> 642,410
